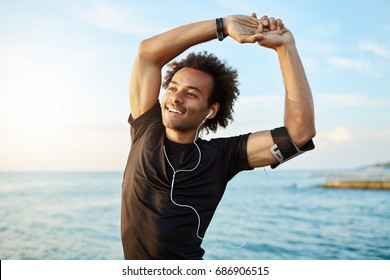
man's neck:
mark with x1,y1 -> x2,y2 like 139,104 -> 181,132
165,128 -> 198,144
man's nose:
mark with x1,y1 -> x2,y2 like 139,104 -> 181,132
169,90 -> 184,103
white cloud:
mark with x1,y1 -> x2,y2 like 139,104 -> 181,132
327,56 -> 375,73
236,95 -> 284,106
371,130 -> 390,138
81,2 -> 143,34
324,127 -> 353,143
315,93 -> 390,108
316,127 -> 354,150
359,42 -> 390,58
74,1 -> 162,35
326,42 -> 389,74
313,128 -> 390,169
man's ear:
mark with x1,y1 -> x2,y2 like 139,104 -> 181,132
208,102 -> 220,119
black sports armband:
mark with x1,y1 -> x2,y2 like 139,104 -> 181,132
270,127 -> 315,169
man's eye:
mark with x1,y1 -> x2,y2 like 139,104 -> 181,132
187,92 -> 196,97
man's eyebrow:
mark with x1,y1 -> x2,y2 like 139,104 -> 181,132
170,80 -> 202,94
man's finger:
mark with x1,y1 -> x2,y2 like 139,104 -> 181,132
268,17 -> 276,31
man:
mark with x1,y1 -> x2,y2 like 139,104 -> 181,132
121,13 -> 315,259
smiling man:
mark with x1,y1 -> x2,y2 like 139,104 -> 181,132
121,13 -> 316,259
162,67 -> 217,142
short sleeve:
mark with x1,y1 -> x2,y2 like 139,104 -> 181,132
129,102 -> 162,144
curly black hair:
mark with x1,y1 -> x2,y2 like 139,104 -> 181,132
162,51 -> 240,133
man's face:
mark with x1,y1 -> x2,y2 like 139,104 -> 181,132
162,67 -> 214,132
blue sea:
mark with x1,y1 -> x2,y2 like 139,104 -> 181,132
1,170 -> 389,260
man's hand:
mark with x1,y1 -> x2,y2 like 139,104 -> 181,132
224,13 -> 290,48
223,14 -> 264,43
256,15 -> 294,50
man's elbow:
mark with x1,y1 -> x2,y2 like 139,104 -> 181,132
295,125 -> 316,148
305,126 -> 316,143
137,39 -> 161,66
286,118 -> 316,148
137,39 -> 152,59
305,120 -> 316,139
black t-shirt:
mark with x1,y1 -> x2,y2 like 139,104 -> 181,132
121,102 -> 253,259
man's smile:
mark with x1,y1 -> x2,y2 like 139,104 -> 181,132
165,105 -> 186,115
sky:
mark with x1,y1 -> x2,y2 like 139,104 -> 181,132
0,0 -> 389,171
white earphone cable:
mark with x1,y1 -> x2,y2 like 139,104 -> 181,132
163,113 -> 208,241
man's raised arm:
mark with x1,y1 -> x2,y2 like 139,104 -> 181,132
129,15 -> 265,119
247,16 -> 316,168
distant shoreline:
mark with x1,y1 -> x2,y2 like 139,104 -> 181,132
312,165 -> 390,190
324,180 -> 390,190
312,173 -> 390,178
361,161 -> 390,170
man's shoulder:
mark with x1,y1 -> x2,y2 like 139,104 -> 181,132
129,101 -> 163,143
129,101 -> 162,127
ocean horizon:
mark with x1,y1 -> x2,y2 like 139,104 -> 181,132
1,169 -> 389,260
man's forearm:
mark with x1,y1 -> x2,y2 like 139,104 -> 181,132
277,42 -> 316,147
139,20 -> 217,68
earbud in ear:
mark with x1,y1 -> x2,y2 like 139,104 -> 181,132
202,111 -> 213,124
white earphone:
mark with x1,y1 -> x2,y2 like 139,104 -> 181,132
163,108 -> 214,241
163,107 -> 251,247
202,110 -> 213,124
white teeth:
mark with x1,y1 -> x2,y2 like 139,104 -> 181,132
168,108 -> 182,114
